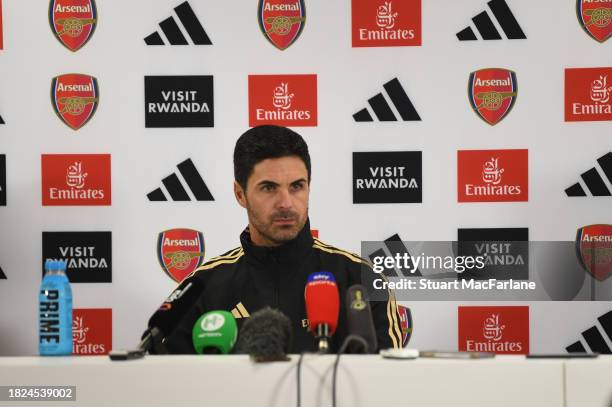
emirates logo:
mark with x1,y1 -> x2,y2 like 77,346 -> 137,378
72,316 -> 89,344
65,162 -> 87,189
482,314 -> 505,341
272,83 -> 294,110
482,158 -> 504,185
376,1 -> 398,29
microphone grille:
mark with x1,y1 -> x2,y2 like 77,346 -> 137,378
235,307 -> 292,361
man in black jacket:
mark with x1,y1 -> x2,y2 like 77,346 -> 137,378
164,125 -> 403,353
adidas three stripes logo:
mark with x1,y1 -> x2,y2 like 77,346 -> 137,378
457,0 -> 526,41
148,158 -> 214,202
145,1 -> 212,46
566,152 -> 612,197
368,234 -> 423,277
231,303 -> 250,319
353,78 -> 421,122
567,310 -> 612,354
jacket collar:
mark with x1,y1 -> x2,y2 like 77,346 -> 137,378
240,218 -> 313,265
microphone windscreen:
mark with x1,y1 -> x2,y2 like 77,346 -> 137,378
234,307 -> 292,361
192,311 -> 238,354
147,275 -> 205,336
346,284 -> 378,353
304,272 -> 339,335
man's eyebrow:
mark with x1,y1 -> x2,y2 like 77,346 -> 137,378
290,178 -> 308,184
256,180 -> 280,187
255,178 -> 307,187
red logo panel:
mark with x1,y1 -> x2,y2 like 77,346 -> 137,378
0,0 -> 4,50
565,67 -> 612,122
51,73 -> 99,130
468,68 -> 517,126
158,229 -> 205,283
49,0 -> 97,52
576,224 -> 612,281
458,149 -> 528,203
41,154 -> 111,206
458,306 -> 529,355
352,0 -> 421,47
258,0 -> 305,50
248,74 -> 317,127
72,308 -> 112,355
577,0 -> 612,43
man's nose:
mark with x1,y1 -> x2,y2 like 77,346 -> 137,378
276,188 -> 293,209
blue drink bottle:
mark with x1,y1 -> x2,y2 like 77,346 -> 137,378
39,260 -> 73,355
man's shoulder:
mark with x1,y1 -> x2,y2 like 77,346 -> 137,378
194,246 -> 245,274
311,238 -> 371,269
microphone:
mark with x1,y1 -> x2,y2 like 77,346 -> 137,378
234,307 -> 292,362
141,275 -> 205,354
192,311 -> 237,354
304,271 -> 339,353
345,285 -> 377,354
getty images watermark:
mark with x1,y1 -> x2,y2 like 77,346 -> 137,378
370,251 -> 535,291
361,241 -> 612,301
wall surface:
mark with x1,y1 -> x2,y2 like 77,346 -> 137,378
0,0 -> 611,356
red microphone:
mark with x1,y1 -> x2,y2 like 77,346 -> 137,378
304,271 -> 340,352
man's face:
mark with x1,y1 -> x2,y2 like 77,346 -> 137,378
234,156 -> 309,247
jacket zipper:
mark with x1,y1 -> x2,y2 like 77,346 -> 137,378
272,257 -> 280,308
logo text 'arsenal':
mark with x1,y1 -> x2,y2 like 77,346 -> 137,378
468,68 -> 517,125
49,0 -> 97,52
51,73 -> 99,130
258,0 -> 305,50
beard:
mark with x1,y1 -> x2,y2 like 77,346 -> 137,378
245,201 -> 308,246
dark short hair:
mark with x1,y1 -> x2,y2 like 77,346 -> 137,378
234,125 -> 311,189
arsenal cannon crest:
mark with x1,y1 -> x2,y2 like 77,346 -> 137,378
49,0 -> 97,51
258,0 -> 306,50
468,68 -> 517,126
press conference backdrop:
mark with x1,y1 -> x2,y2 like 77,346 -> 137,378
1,0 -> 611,356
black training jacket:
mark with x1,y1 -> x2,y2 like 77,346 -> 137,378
163,220 -> 403,353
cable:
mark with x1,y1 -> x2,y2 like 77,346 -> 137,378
332,335 -> 368,407
296,351 -> 320,407
296,352 -> 304,407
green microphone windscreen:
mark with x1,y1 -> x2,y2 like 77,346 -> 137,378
192,311 -> 238,354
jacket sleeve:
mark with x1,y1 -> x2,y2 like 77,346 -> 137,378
370,281 -> 403,350
155,275 -> 210,354
359,262 -> 403,350
162,299 -> 205,354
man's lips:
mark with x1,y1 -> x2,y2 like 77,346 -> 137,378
272,218 -> 296,225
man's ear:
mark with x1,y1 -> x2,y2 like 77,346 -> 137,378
234,181 -> 247,208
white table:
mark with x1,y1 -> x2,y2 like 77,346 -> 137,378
565,356 -> 612,407
0,355 -> 569,407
